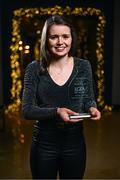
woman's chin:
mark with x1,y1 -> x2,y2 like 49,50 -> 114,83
52,53 -> 68,59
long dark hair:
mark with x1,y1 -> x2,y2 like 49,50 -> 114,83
39,15 -> 77,72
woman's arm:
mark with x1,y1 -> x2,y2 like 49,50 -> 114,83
22,61 -> 57,120
84,60 -> 101,120
84,60 -> 97,111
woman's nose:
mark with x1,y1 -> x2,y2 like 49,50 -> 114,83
57,36 -> 63,44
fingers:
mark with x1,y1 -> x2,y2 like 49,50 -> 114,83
57,107 -> 81,123
57,107 -> 101,123
89,107 -> 101,120
66,109 -> 79,115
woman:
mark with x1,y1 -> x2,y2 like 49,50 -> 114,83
22,15 -> 101,179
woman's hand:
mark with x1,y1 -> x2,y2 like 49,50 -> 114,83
89,107 -> 101,120
57,107 -> 83,123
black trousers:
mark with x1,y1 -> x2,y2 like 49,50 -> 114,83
30,122 -> 86,179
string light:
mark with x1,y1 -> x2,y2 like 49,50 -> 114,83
6,5 -> 112,113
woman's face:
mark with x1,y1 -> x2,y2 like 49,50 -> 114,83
47,24 -> 72,58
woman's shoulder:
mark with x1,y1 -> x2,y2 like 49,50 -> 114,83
26,60 -> 45,76
74,57 -> 91,67
26,60 -> 39,69
25,60 -> 41,75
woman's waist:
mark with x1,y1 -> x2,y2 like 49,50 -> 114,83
34,119 -> 83,131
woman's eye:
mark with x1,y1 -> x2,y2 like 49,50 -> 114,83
49,35 -> 70,40
49,36 -> 57,39
62,35 -> 69,39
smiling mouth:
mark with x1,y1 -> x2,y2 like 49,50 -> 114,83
55,47 -> 66,51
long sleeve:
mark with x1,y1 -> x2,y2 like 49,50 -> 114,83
84,60 -> 97,111
22,61 -> 57,120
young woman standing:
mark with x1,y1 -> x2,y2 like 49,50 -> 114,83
22,15 -> 101,179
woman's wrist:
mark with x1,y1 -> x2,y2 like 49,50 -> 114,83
57,107 -> 60,115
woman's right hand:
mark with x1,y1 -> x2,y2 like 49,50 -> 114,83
57,107 -> 82,123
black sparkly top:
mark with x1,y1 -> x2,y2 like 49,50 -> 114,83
22,57 -> 97,121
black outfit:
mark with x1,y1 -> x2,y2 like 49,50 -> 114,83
22,57 -> 97,179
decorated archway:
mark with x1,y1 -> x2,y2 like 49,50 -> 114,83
6,5 -> 112,113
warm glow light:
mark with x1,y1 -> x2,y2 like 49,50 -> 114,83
24,49 -> 30,54
6,5 -> 112,114
25,45 -> 30,49
19,41 -> 23,45
19,46 -> 23,51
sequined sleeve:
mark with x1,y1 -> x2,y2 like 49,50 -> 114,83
22,61 -> 57,120
84,60 -> 97,111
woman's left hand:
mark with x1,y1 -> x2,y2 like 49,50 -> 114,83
89,107 -> 101,120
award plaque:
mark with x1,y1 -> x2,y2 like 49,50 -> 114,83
68,74 -> 89,113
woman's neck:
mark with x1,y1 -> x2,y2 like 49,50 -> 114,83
50,55 -> 72,69
47,55 -> 74,86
